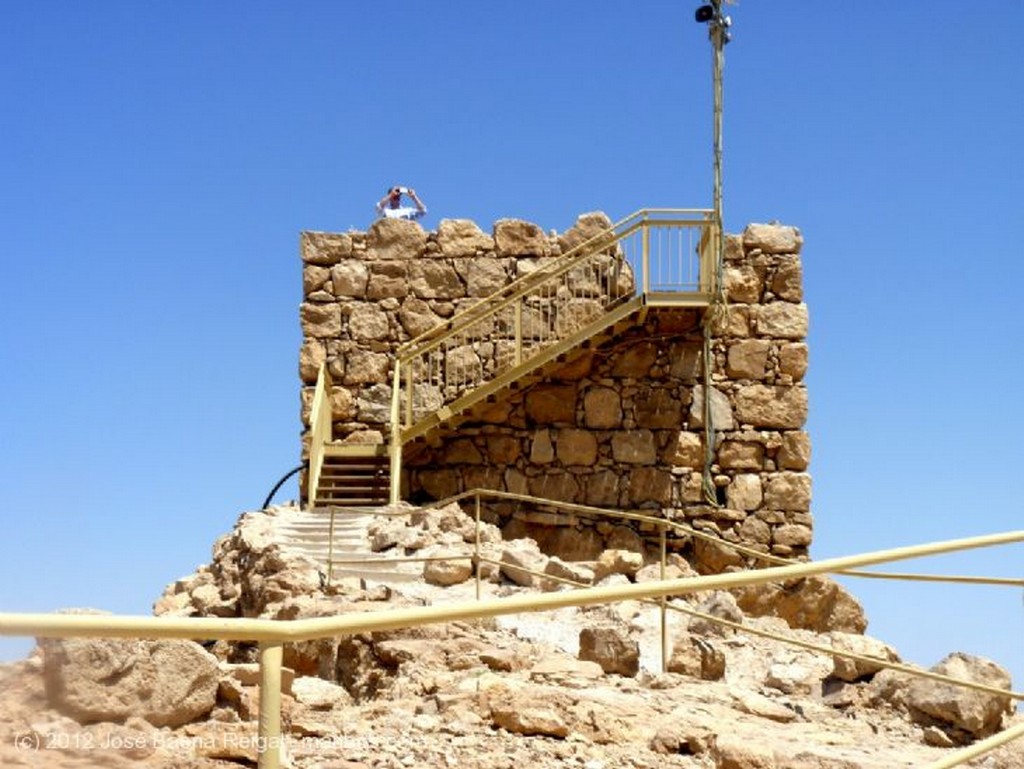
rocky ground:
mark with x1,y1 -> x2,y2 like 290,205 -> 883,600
1,501 -> 1021,768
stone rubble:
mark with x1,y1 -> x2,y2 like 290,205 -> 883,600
1,501 -> 1019,768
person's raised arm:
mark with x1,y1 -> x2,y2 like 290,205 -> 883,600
407,188 -> 426,213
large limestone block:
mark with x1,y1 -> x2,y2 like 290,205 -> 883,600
725,264 -> 763,304
528,472 -> 579,503
461,257 -> 508,296
593,549 -> 644,581
437,218 -> 494,256
727,339 -> 771,380
408,260 -> 465,299
578,625 -> 640,677
302,264 -> 331,297
756,302 -> 809,339
764,472 -> 812,511
41,635 -> 219,727
611,430 -> 657,464
734,385 -> 808,429
330,259 -> 369,298
366,217 -> 427,260
732,575 -> 867,634
672,432 -> 703,468
906,653 -> 1013,738
366,260 -> 409,300
299,338 -> 326,385
611,341 -> 658,378
493,218 -> 549,256
583,386 -> 622,428
771,255 -> 803,301
689,385 -> 735,430
301,231 -> 352,265
743,223 -> 803,254
348,304 -> 390,341
500,538 -> 548,587
300,302 -> 342,338
829,631 -> 900,682
633,388 -> 683,429
627,466 -> 673,505
779,342 -> 809,380
718,440 -> 764,470
667,635 -> 726,680
555,428 -> 598,466
777,431 -> 811,470
525,384 -> 577,424
344,351 -> 390,385
726,473 -> 763,511
398,296 -> 441,338
558,211 -> 614,253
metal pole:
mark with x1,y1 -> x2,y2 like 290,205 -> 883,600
926,720 -> 1024,768
475,492 -> 482,601
257,641 -> 284,769
660,526 -> 668,673
326,507 -> 336,587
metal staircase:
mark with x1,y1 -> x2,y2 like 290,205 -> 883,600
306,209 -> 719,509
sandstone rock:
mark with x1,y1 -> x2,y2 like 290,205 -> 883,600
558,211 -> 614,253
366,260 -> 409,299
331,259 -> 369,297
500,538 -> 548,587
726,473 -> 762,511
542,556 -> 595,590
719,440 -> 764,470
529,429 -> 555,463
732,575 -> 867,634
667,636 -> 726,680
525,384 -> 576,424
461,257 -> 508,296
291,676 -> 352,709
743,223 -> 803,254
779,342 -> 809,380
491,693 -> 569,737
555,428 -> 598,466
300,302 -> 342,338
493,219 -> 548,257
633,388 -> 683,428
734,385 -> 808,429
829,631 -> 900,682
611,430 -> 657,464
348,304 -> 390,341
301,231 -> 352,265
906,653 -> 1012,738
592,549 -> 644,582
423,549 -> 473,587
437,218 -> 494,256
41,635 -> 219,727
672,431 -> 704,468
398,296 -> 440,338
627,466 -> 673,505
771,256 -> 803,301
690,385 -> 735,430
714,733 -> 777,768
727,339 -> 771,379
366,217 -> 427,260
583,386 -> 622,428
688,591 -> 744,637
578,625 -> 640,677
766,660 -> 818,695
611,342 -> 657,378
777,431 -> 811,470
756,302 -> 809,339
303,263 -> 331,296
725,263 -> 764,304
408,260 -> 464,298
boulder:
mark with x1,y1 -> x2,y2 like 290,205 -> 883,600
592,549 -> 644,582
906,653 -> 1013,738
437,218 -> 494,256
743,223 -> 803,255
366,217 -> 427,260
41,635 -> 219,727
667,636 -> 726,680
493,219 -> 549,257
500,538 -> 548,587
732,575 -> 867,634
829,631 -> 900,682
578,625 -> 640,677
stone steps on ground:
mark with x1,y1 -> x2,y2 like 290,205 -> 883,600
269,507 -> 421,584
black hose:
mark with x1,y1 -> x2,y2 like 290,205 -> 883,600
262,464 -> 306,510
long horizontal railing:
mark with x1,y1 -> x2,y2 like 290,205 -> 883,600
390,209 -> 716,441
2,525 -> 1022,769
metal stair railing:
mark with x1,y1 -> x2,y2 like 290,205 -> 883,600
389,209 -> 716,462
307,362 -> 333,509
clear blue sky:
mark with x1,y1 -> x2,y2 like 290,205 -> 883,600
2,1 -> 1022,690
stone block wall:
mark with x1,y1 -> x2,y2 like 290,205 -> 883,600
299,214 -> 811,568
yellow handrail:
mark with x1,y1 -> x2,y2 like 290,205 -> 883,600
306,362 -> 333,508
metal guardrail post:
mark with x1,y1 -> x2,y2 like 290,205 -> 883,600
327,507 -> 336,587
475,492 -> 482,602
257,641 -> 284,769
513,301 -> 523,366
641,223 -> 650,294
660,526 -> 668,674
390,362 -> 402,505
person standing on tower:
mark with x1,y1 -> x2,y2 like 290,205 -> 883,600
375,186 -> 427,221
